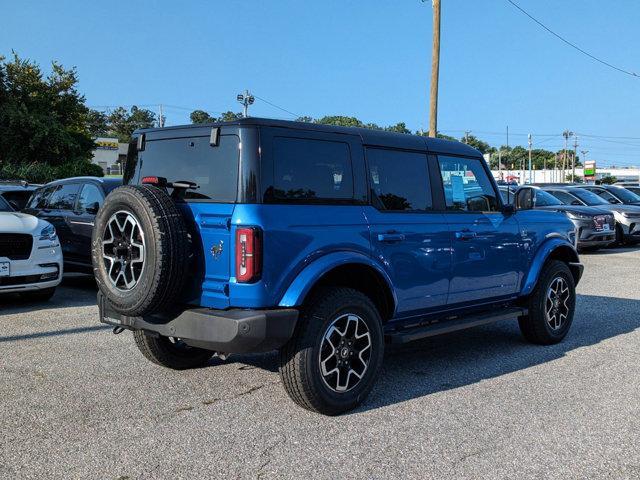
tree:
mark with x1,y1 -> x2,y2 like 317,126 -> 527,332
190,109 -> 216,124
599,175 -> 617,185
385,122 -> 411,134
0,53 -> 95,168
565,174 -> 583,183
105,106 -> 156,142
463,134 -> 495,155
316,115 -> 364,128
189,110 -> 242,124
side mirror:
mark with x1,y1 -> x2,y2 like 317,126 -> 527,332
86,202 -> 100,215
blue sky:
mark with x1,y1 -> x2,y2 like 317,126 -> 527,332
2,0 -> 639,165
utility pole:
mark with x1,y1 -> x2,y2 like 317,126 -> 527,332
528,133 -> 532,184
428,0 -> 441,137
237,90 -> 255,117
572,136 -> 578,183
158,104 -> 164,128
562,130 -> 573,183
464,130 -> 471,143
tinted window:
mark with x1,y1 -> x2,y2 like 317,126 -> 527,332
137,135 -> 239,201
367,148 -> 431,211
269,137 -> 353,203
438,156 -> 499,212
572,189 -> 608,205
27,186 -> 56,209
548,190 -> 581,205
590,188 -> 620,204
47,184 -> 80,210
0,195 -> 12,212
78,184 -> 104,211
609,186 -> 640,204
535,189 -> 562,206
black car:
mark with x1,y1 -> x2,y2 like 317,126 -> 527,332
24,176 -> 122,273
0,180 -> 41,210
578,184 -> 640,206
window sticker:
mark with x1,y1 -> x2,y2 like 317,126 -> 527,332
451,175 -> 466,203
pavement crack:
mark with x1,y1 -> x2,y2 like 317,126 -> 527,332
256,434 -> 286,479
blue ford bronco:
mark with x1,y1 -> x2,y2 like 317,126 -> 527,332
94,118 -> 583,415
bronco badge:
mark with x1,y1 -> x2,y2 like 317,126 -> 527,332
210,240 -> 224,259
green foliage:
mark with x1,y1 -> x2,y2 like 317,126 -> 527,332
0,53 -> 95,168
189,110 -> 243,125
316,115 -> 365,128
565,174 -> 583,183
463,135 -> 495,155
0,160 -> 103,184
600,175 -> 617,185
95,106 -> 157,142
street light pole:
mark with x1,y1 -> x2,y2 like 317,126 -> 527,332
428,0 -> 441,137
237,90 -> 255,117
528,134 -> 532,184
562,130 -> 573,183
572,136 -> 578,183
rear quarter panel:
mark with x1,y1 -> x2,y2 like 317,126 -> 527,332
228,204 -> 371,308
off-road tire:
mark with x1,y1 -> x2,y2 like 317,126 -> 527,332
279,287 -> 384,415
133,330 -> 213,369
518,260 -> 576,345
21,287 -> 56,302
91,185 -> 190,317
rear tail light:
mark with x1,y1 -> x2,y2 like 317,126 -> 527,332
235,227 -> 262,283
141,176 -> 167,186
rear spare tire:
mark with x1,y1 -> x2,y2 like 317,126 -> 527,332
92,185 -> 190,316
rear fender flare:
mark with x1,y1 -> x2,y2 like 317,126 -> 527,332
278,251 -> 396,310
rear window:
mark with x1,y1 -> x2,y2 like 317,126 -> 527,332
266,137 -> 354,203
366,148 -> 431,211
133,135 -> 240,202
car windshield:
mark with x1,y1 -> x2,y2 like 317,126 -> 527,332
609,186 -> 640,204
571,189 -> 609,206
0,195 -> 13,212
535,189 -> 562,206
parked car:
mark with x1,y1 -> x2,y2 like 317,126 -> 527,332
24,177 -> 122,273
0,180 -> 41,210
578,184 -> 640,206
513,186 -> 615,250
624,186 -> 640,197
95,118 -> 582,415
0,194 -> 62,300
543,186 -> 640,244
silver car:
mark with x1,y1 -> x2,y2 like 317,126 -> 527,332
544,186 -> 640,244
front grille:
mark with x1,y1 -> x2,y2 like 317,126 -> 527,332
0,233 -> 33,260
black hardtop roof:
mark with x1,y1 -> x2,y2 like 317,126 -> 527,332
136,117 -> 482,157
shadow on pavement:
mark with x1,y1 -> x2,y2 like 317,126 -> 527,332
206,294 -> 640,410
0,273 -> 97,314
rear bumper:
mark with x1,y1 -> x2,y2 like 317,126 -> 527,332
98,293 -> 298,354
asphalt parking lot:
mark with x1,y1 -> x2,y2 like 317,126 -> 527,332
2,249 -> 640,480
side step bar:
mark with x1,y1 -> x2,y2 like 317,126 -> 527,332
386,307 -> 527,345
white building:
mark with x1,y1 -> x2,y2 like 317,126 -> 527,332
91,137 -> 128,174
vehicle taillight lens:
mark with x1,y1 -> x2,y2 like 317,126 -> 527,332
236,227 -> 262,283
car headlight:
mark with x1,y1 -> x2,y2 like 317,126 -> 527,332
565,212 -> 592,220
39,224 -> 57,241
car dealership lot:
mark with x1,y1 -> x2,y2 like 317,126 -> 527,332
2,252 -> 640,480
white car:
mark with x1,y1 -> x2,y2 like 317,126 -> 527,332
0,195 -> 63,300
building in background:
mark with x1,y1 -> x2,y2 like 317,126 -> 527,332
91,137 -> 127,175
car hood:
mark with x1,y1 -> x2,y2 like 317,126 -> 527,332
537,205 -> 612,216
0,212 -> 48,235
605,204 -> 640,215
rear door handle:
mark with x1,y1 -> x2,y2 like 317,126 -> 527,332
378,233 -> 405,243
455,230 -> 477,241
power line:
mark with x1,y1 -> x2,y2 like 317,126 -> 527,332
505,0 -> 638,78
252,93 -> 301,119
